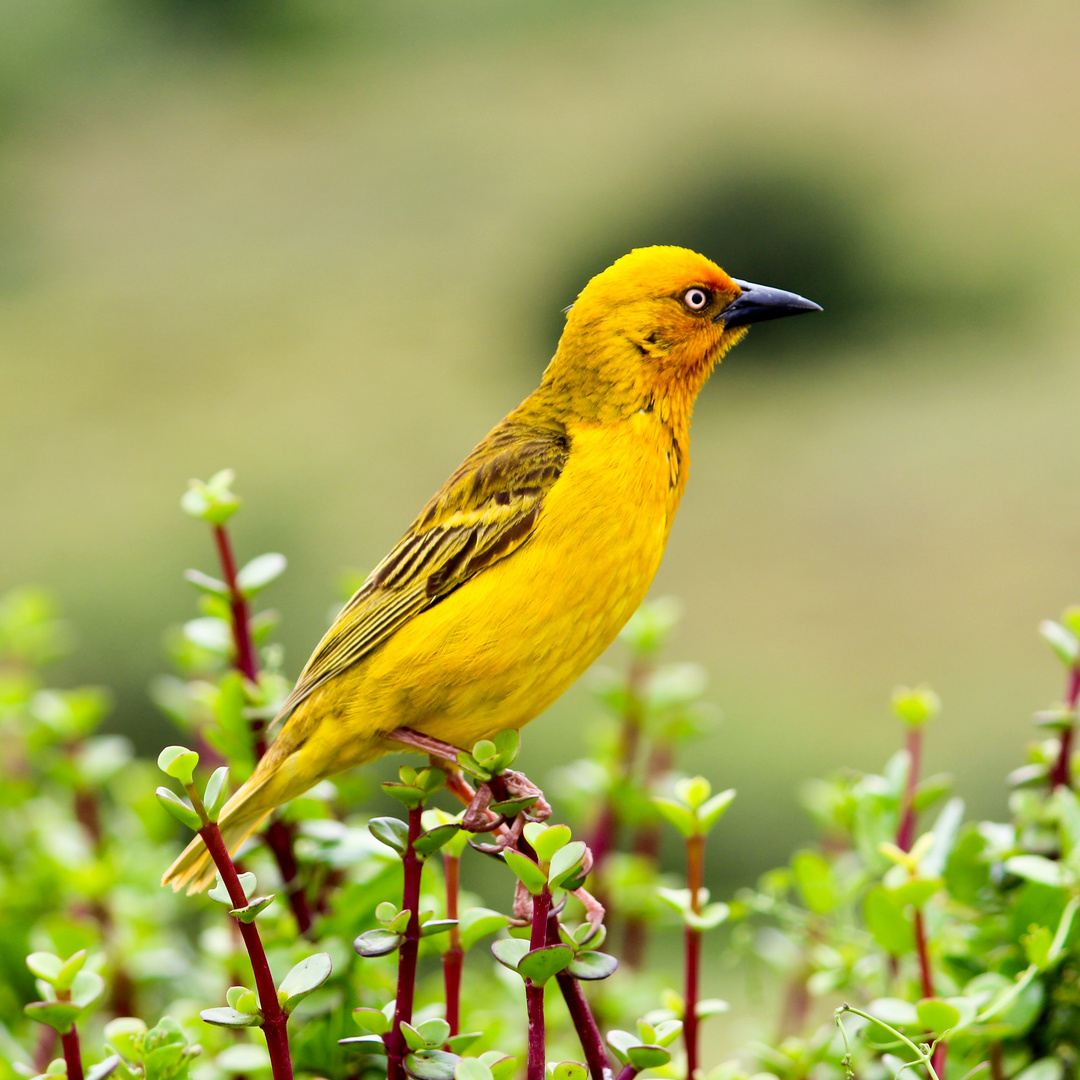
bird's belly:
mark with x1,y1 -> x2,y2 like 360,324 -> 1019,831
345,417 -> 679,751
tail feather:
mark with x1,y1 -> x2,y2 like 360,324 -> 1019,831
161,807 -> 272,894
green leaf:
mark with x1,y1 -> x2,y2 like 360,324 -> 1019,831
69,971 -> 105,1010
921,797 -> 965,877
86,1055 -> 121,1080
277,953 -> 332,1013
516,945 -> 574,985
199,1007 -> 262,1028
353,929 -> 402,957
944,827 -> 990,903
53,951 -> 88,993
891,685 -> 942,726
548,841 -> 587,889
652,797 -> 697,838
888,877 -> 942,909
25,1001 -> 82,1032
916,998 -> 961,1034
791,850 -> 835,915
182,569 -> 229,596
627,1046 -> 671,1070
478,1054 -> 516,1080
490,938 -> 529,972
491,728 -> 520,770
401,1023 -> 428,1052
203,767 -> 230,822
1005,855 -> 1073,888
684,902 -> 730,931
864,885 -> 914,955
502,849 -> 548,895
236,553 -> 287,596
421,920 -> 458,938
104,1016 -> 146,1061
156,746 -> 199,786
445,1034 -> 483,1055
605,1031 -> 638,1065
1040,621 -> 1080,666
230,895 -> 276,923
25,953 -> 63,985
488,795 -> 538,817
155,788 -> 203,832
674,776 -> 712,810
698,789 -> 736,832
527,824 -> 572,863
405,1050 -> 461,1079
182,617 -> 231,655
1014,1060 -> 1064,1080
549,1064 -> 587,1080
415,1019 -> 451,1049
471,740 -> 497,766
352,1008 -> 391,1035
414,824 -> 461,857
459,909 -> 511,951
369,817 -> 409,855
867,998 -> 918,1028
341,1029 -> 392,1056
695,999 -> 729,1018
208,871 -> 255,906
339,1035 -> 389,1054
566,951 -> 618,980
455,1061 -> 494,1080
215,1045 -> 270,1074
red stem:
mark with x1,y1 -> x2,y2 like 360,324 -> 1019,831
684,834 -> 704,1080
60,1027 -> 83,1080
264,818 -> 313,936
212,523 -> 312,935
546,914 -> 613,1080
200,822 -> 292,1080
615,1068 -> 638,1080
1050,665 -> 1080,790
32,1026 -> 57,1072
896,727 -> 922,853
588,662 -> 646,870
913,911 -> 934,1000
386,807 -> 424,1080
442,853 -> 463,1037
212,525 -> 260,689
527,887 -> 554,1080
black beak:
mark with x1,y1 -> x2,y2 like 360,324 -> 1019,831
713,278 -> 822,328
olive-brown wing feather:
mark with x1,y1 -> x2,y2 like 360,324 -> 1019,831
273,423 -> 569,721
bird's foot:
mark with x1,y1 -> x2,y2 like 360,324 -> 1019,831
498,769 -> 552,823
571,885 -> 606,943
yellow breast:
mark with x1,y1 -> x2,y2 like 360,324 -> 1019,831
326,408 -> 687,754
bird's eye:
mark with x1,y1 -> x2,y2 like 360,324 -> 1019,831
682,287 -> 711,311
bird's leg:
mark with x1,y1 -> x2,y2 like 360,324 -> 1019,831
571,886 -> 606,943
389,727 -> 500,831
500,769 -> 552,823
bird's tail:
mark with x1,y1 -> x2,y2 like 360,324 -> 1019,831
161,760 -> 292,894
161,805 -> 272,894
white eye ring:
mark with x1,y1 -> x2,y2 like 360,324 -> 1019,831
683,287 -> 710,311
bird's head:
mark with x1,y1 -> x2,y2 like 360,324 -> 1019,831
548,245 -> 820,418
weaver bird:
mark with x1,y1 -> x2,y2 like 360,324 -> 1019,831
164,245 -> 819,892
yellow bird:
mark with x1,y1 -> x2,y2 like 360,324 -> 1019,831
164,245 -> 819,892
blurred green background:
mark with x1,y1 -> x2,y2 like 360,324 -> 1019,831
3,0 -> 1080,883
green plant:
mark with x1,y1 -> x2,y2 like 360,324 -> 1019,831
5,471 -> 1080,1080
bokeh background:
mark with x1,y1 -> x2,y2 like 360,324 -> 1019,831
3,0 -> 1080,884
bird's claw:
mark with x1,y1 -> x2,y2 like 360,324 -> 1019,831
571,886 -> 606,944
500,769 -> 552,822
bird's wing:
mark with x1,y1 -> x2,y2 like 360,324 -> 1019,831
274,421 -> 570,720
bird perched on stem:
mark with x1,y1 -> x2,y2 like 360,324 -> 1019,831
164,245 -> 820,892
